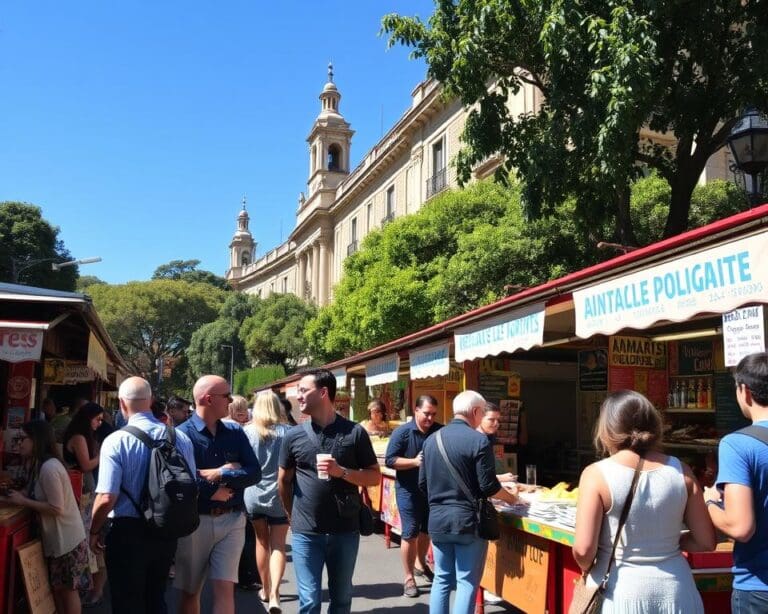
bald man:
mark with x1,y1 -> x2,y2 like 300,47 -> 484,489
91,376 -> 196,614
175,375 -> 262,614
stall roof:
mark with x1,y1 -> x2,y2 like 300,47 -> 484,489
0,282 -> 129,373
258,203 -> 768,391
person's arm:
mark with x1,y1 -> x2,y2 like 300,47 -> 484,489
680,462 -> 716,552
90,492 -> 117,552
704,483 -> 755,542
70,434 -> 99,472
277,467 -> 295,521
572,464 -> 605,572
476,438 -> 503,498
491,482 -> 519,505
418,458 -> 427,495
218,430 -> 262,489
326,461 -> 381,487
4,462 -> 64,516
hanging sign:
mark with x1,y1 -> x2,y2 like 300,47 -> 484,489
409,342 -> 450,380
574,230 -> 768,338
332,367 -> 347,390
454,303 -> 546,363
723,305 -> 767,367
365,353 -> 400,386
0,326 -> 45,363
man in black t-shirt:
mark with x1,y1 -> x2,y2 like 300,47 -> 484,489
278,368 -> 380,614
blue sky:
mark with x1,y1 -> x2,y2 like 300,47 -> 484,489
0,1 -> 434,283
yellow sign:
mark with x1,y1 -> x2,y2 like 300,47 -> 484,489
17,539 -> 56,614
609,335 -> 666,369
481,526 -> 550,613
43,360 -> 92,385
87,332 -> 108,379
507,373 -> 521,397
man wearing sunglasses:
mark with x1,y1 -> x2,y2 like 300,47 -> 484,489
175,375 -> 262,614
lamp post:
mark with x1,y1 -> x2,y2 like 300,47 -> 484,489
11,255 -> 102,283
221,344 -> 234,388
726,107 -> 768,207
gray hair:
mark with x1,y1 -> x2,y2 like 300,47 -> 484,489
453,390 -> 485,416
118,376 -> 152,401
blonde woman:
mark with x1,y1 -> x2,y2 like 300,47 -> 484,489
225,395 -> 251,425
244,391 -> 290,613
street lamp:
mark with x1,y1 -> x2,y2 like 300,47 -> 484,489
11,255 -> 102,283
221,344 -> 234,387
726,107 -> 768,207
51,256 -> 102,271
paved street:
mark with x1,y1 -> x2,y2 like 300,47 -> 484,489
91,529 -> 520,613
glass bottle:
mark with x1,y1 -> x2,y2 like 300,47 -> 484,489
679,379 -> 687,409
697,378 -> 708,409
687,378 -> 697,408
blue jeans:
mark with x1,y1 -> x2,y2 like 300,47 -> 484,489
291,532 -> 360,614
733,589 -> 768,613
430,533 -> 488,614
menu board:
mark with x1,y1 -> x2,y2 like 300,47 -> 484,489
677,341 -> 714,376
723,306 -> 767,367
497,400 -> 521,444
17,540 -> 55,614
578,349 -> 608,391
479,374 -> 510,406
714,372 -> 749,433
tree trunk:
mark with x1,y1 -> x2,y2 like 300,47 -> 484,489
613,184 -> 638,247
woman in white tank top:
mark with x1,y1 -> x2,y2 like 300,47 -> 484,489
573,390 -> 716,613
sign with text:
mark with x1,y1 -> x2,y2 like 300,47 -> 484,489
17,540 -> 55,614
454,303 -> 545,362
365,353 -> 400,386
677,340 -> 715,375
409,342 -> 450,380
608,336 -> 666,369
723,305 -> 767,367
481,526 -> 549,613
574,230 -> 768,338
43,360 -> 93,384
0,326 -> 44,363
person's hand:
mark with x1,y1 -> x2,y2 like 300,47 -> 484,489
210,486 -> 234,502
221,462 -> 241,471
703,485 -> 721,503
497,472 -> 517,483
89,532 -> 105,554
413,452 -> 423,467
319,456 -> 342,478
198,468 -> 222,483
503,482 -> 520,497
4,490 -> 27,506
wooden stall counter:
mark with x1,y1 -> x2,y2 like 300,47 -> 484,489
481,508 -> 733,614
0,505 -> 33,613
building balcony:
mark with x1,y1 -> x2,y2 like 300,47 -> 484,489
347,240 -> 358,256
426,167 -> 448,199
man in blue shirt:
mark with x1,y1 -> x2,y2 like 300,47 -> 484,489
420,390 -> 519,614
385,394 -> 442,597
705,352 -> 768,613
175,375 -> 261,614
91,376 -> 196,614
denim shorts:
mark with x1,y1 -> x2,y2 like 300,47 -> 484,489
732,588 -> 768,613
248,512 -> 289,526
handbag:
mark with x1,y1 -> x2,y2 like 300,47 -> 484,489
568,457 -> 644,614
435,430 -> 500,540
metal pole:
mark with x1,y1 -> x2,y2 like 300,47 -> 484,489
221,345 -> 234,387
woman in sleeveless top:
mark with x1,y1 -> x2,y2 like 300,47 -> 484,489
62,402 -> 107,607
573,390 -> 716,613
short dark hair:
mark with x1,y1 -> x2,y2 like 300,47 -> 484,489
735,352 -> 768,406
302,368 -> 337,402
483,402 -> 500,414
415,395 -> 438,409
167,396 -> 191,412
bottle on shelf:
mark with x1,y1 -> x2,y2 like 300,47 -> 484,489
679,379 -> 687,409
668,383 -> 677,409
697,378 -> 708,409
687,378 -> 697,409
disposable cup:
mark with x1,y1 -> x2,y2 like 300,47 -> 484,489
316,453 -> 333,480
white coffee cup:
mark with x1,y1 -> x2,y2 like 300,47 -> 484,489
316,453 -> 333,480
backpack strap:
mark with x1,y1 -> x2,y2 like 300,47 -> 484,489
120,425 -> 159,517
735,425 -> 768,446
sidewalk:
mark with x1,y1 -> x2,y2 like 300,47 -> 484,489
92,530 -> 520,613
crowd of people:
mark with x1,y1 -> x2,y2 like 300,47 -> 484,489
2,352 -> 768,614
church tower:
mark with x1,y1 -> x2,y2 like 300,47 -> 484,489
303,63 -> 354,211
227,197 -> 256,280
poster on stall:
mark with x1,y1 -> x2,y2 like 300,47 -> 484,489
497,399 -> 521,445
578,349 -> 608,391
722,305 -> 767,367
608,336 -> 668,409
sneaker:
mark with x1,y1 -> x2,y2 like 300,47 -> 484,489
414,566 -> 434,583
403,578 -> 419,598
484,591 -> 504,605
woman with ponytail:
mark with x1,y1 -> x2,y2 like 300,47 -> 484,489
572,390 -> 715,613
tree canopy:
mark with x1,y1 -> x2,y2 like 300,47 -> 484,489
240,293 -> 317,373
383,1 -> 768,243
0,201 -> 78,290
88,279 -> 226,391
307,177 -> 745,362
153,259 -> 230,290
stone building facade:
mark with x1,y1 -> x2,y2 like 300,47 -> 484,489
225,65 -> 731,304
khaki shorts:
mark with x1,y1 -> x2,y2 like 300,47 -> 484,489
173,511 -> 246,594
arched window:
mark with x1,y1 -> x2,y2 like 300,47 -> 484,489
311,145 -> 317,173
328,144 -> 342,171
241,252 -> 250,267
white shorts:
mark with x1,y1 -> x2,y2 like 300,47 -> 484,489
173,511 -> 246,594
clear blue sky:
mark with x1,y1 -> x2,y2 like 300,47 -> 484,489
0,1 -> 434,283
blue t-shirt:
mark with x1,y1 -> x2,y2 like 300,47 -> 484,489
716,420 -> 768,591
384,420 -> 442,494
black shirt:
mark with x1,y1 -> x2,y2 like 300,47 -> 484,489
279,415 -> 377,534
419,418 -> 501,535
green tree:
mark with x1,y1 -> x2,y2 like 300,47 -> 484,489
76,275 -> 107,292
187,318 -> 248,381
0,201 -> 78,290
240,293 -> 317,373
88,280 -> 226,392
383,1 -> 768,243
153,259 -> 230,290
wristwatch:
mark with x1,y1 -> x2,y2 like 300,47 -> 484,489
340,467 -> 349,480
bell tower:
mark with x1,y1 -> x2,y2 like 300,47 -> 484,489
226,196 -> 256,280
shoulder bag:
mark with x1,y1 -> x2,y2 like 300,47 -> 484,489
435,430 -> 500,540
568,457 -> 644,614
302,420 -> 376,536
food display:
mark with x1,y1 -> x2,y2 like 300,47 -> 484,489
538,482 -> 579,503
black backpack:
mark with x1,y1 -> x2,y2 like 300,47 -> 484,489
121,424 -> 200,539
